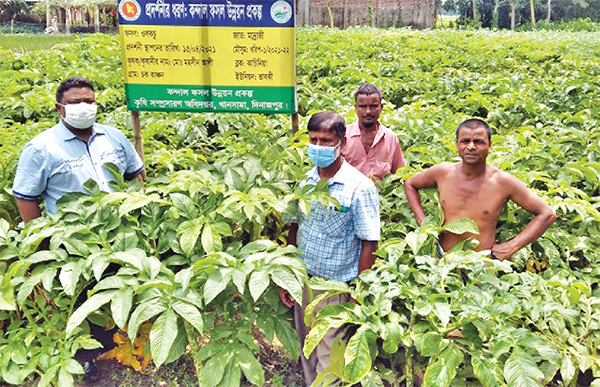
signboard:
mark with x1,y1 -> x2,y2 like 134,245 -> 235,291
118,0 -> 296,114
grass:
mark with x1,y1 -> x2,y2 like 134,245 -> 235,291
436,14 -> 459,28
0,34 -> 78,53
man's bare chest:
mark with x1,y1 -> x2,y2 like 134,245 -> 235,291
438,180 -> 507,221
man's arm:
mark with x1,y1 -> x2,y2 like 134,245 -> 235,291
403,165 -> 444,225
358,240 -> 378,273
15,198 -> 42,223
491,175 -> 557,260
287,223 -> 298,247
390,137 -> 405,174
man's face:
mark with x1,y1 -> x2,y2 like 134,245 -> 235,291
456,126 -> 490,165
308,129 -> 344,149
355,93 -> 382,129
56,87 -> 96,118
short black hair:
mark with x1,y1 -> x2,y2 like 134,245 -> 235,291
56,77 -> 95,103
307,111 -> 346,141
456,118 -> 492,142
354,83 -> 382,102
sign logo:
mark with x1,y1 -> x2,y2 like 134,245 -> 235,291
119,0 -> 141,21
270,1 -> 292,24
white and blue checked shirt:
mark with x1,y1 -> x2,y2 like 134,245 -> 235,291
292,161 -> 380,282
13,121 -> 144,214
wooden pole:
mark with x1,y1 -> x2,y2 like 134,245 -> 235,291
291,113 -> 299,134
130,111 -> 147,180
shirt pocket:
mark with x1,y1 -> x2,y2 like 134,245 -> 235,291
323,209 -> 351,239
101,149 -> 127,170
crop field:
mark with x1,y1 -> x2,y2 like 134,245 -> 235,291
0,34 -> 78,54
0,26 -> 599,386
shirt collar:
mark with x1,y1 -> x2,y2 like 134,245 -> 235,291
349,122 -> 386,147
58,121 -> 103,141
306,160 -> 349,186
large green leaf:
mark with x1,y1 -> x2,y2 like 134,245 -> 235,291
128,299 -> 167,342
16,271 -> 46,306
422,343 -> 464,387
560,354 -> 576,386
170,193 -> 199,219
248,270 -> 270,302
178,218 -> 204,257
172,299 -> 203,334
504,347 -> 544,387
216,362 -> 241,387
270,265 -> 303,305
164,324 -> 188,365
119,193 -> 165,216
304,315 -> 352,359
66,291 -> 116,338
111,288 -> 134,329
201,223 -> 215,253
202,348 -> 233,387
236,347 -> 265,386
343,325 -> 373,383
204,270 -> 229,305
59,260 -> 85,296
442,218 -> 479,235
472,352 -> 503,387
150,308 -> 179,368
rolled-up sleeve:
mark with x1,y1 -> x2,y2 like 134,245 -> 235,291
121,135 -> 144,179
351,183 -> 380,241
12,143 -> 47,201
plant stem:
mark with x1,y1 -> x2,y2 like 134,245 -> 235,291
405,346 -> 414,387
184,321 -> 205,387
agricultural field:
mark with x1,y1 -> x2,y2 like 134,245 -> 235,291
0,25 -> 599,387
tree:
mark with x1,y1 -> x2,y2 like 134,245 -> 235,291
0,0 -> 30,33
492,0 -> 501,28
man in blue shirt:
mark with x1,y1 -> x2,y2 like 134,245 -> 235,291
13,77 -> 144,222
12,77 -> 145,379
281,111 -> 380,385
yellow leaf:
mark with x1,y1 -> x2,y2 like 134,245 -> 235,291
98,322 -> 153,373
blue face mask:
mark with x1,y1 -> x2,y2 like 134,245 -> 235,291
307,142 -> 341,168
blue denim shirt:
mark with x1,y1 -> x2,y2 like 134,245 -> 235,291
13,121 -> 144,214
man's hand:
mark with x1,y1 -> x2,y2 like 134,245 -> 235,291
358,240 -> 378,274
278,288 -> 294,308
491,242 -> 517,261
15,198 -> 42,223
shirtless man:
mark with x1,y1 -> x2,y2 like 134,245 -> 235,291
404,118 -> 556,260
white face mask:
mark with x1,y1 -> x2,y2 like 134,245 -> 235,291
60,102 -> 97,130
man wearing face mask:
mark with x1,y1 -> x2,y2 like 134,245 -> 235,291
280,111 -> 380,385
12,77 -> 144,223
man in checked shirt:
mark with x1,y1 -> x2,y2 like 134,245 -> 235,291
279,111 -> 380,386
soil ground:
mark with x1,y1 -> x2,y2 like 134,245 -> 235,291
74,343 -> 305,387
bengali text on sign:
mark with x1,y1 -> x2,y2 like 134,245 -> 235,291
118,0 -> 296,114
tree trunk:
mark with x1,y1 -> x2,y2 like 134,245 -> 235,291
492,0 -> 500,28
296,0 -> 309,26
472,0 -> 480,24
509,0 -> 516,30
546,0 -> 551,21
529,0 -> 536,26
94,5 -> 100,33
46,3 -> 51,29
66,7 -> 71,34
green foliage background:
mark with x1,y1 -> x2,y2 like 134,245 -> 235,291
0,27 -> 598,386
